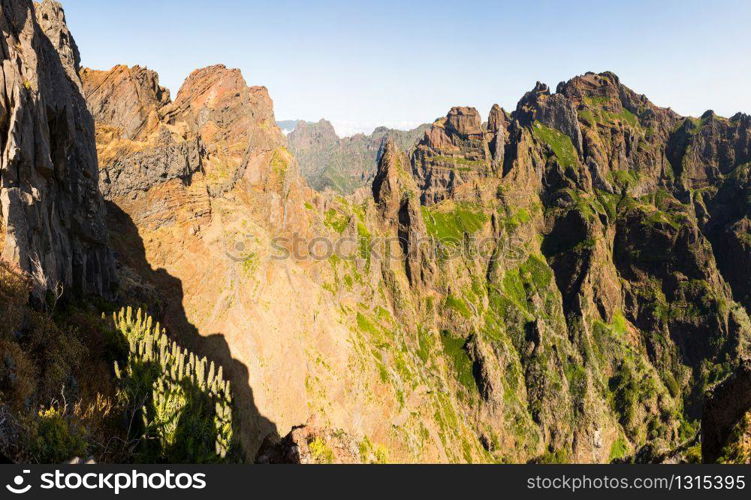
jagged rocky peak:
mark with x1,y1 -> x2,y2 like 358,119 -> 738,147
487,103 -> 509,134
515,79 -> 583,154
445,106 -> 483,137
0,0 -> 114,296
675,107 -> 751,181
33,0 -> 80,74
286,118 -> 340,155
82,62 -> 296,200
487,103 -> 509,171
412,106 -> 495,204
167,64 -> 283,150
80,64 -> 203,200
558,71 -> 620,101
731,112 -> 751,125
298,118 -> 339,139
372,137 -> 435,286
288,119 -> 430,195
82,65 -> 171,141
372,137 -> 402,206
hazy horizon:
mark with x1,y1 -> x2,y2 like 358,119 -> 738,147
64,0 -> 750,137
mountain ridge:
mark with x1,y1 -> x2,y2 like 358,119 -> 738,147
286,118 -> 430,194
1,0 -> 750,464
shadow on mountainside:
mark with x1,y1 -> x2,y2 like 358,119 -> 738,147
105,201 -> 279,462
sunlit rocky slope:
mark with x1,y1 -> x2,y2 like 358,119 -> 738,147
82,60 -> 751,462
1,0 -> 750,464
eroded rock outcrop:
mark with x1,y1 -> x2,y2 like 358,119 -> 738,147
0,0 -> 114,297
412,106 -> 496,204
255,424 -> 363,464
81,65 -> 203,199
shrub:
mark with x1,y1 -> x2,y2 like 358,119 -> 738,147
111,307 -> 233,462
30,405 -> 87,464
308,437 -> 334,464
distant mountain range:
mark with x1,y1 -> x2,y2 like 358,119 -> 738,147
277,120 -> 299,134
280,119 -> 430,194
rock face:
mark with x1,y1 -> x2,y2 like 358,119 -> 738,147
412,106 -> 504,204
11,0 -> 751,466
702,360 -> 751,463
82,65 -> 170,142
255,424 -> 363,464
0,0 -> 114,297
81,61 -> 319,461
84,63 -> 751,464
373,139 -> 435,288
287,119 -> 429,194
81,65 -> 203,199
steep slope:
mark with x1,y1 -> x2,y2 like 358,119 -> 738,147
85,62 -> 751,462
287,119 -> 429,194
84,64 -> 503,463
0,0 -> 114,298
0,0 -> 124,465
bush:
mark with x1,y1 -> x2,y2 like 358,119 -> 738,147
112,307 -> 233,462
29,406 -> 87,463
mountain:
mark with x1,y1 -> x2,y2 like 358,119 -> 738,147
0,0 -> 114,298
1,0 -> 750,465
276,120 -> 298,134
286,119 -> 430,194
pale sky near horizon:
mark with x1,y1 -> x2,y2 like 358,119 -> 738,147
62,0 -> 750,137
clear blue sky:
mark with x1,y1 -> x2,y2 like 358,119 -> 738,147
63,0 -> 750,136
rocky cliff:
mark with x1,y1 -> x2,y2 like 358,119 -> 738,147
82,64 -> 751,463
86,67 -> 750,461
4,0 -> 750,464
0,0 -> 114,298
287,119 -> 429,194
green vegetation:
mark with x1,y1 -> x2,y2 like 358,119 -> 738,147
608,436 -> 628,462
564,363 -> 587,402
520,255 -> 554,290
356,312 -> 381,338
440,330 -> 477,392
532,121 -> 578,168
31,406 -> 87,463
0,263 -> 115,463
241,252 -> 258,275
324,208 -> 349,234
538,447 -> 570,464
609,169 -> 640,189
421,202 -> 488,245
269,147 -> 291,181
308,437 -> 335,463
356,220 -> 372,267
445,294 -> 472,318
359,436 -> 389,463
112,307 -> 233,462
417,326 -> 436,363
717,411 -> 751,464
581,96 -> 640,128
500,206 -> 533,232
577,108 -> 596,126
